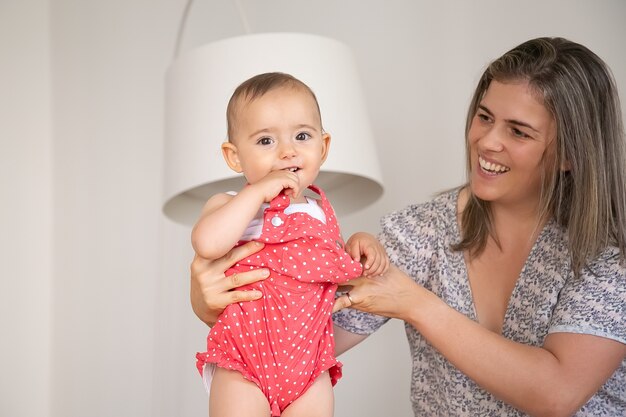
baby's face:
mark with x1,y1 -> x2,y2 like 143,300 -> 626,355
226,86 -> 330,188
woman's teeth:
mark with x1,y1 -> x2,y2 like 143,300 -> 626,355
479,156 -> 509,173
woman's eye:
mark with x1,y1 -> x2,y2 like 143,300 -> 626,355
511,128 -> 530,139
295,132 -> 310,141
477,113 -> 490,122
258,137 -> 273,145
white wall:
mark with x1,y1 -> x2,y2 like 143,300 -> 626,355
48,1 -> 180,416
2,1 -> 625,416
1,1 -> 53,416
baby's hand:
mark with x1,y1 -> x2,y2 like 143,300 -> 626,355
345,232 -> 389,276
250,170 -> 302,202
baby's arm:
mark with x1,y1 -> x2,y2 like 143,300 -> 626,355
191,170 -> 302,259
191,188 -> 263,259
345,232 -> 389,276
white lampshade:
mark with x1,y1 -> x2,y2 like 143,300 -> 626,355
162,32 -> 384,226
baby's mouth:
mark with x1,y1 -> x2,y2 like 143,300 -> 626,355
284,167 -> 300,172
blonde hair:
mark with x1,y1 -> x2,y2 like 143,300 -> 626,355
226,72 -> 322,142
455,37 -> 626,275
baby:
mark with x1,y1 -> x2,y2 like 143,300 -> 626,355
192,72 -> 388,417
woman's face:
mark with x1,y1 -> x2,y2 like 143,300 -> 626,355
467,80 -> 557,212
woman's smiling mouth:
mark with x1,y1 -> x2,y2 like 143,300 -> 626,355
479,155 -> 510,174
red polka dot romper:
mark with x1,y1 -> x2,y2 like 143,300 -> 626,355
196,185 -> 363,416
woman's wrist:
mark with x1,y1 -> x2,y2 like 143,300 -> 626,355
403,284 -> 445,331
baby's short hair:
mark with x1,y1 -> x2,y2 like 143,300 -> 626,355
226,72 -> 322,142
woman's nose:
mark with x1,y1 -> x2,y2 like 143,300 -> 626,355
479,125 -> 504,152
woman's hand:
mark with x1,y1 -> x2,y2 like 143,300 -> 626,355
333,265 -> 428,322
190,241 -> 269,326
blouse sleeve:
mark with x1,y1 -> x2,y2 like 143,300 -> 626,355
332,212 -> 400,335
334,201 -> 438,335
548,247 -> 626,344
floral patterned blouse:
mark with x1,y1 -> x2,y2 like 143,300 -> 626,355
334,189 -> 626,416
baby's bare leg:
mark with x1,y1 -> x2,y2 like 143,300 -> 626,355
209,367 -> 270,417
281,372 -> 334,417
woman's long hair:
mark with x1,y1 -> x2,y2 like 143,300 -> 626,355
454,37 -> 626,276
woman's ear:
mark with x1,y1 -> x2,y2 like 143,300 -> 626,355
560,159 -> 571,172
221,142 -> 242,172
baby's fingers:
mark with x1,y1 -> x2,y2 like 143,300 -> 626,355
367,255 -> 389,276
360,250 -> 374,272
360,245 -> 381,271
363,247 -> 390,276
344,240 -> 362,262
363,252 -> 381,275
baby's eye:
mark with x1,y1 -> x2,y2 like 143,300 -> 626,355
295,132 -> 311,141
257,137 -> 273,145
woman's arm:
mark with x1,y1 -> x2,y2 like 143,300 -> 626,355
415,289 -> 625,417
334,325 -> 369,356
336,266 -> 626,417
190,241 -> 268,326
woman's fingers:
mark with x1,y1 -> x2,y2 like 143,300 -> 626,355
333,278 -> 365,312
189,242 -> 268,326
226,268 -> 270,292
227,287 -> 263,303
215,241 -> 265,272
333,293 -> 353,313
333,266 -> 420,320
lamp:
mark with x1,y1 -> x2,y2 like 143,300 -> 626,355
162,32 -> 384,226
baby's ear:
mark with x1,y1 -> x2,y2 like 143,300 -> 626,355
221,142 -> 242,172
320,133 -> 331,164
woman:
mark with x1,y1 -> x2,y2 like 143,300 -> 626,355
190,37 -> 626,416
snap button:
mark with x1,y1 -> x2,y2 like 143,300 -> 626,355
271,216 -> 284,227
